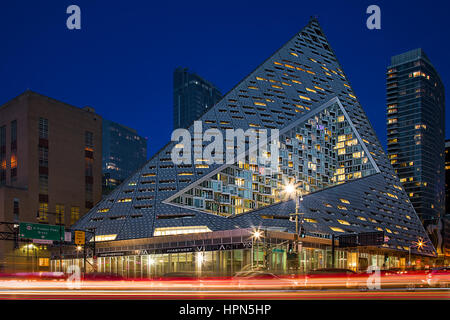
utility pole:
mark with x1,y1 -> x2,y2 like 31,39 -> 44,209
289,188 -> 303,253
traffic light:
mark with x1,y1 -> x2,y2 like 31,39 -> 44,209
287,243 -> 294,253
299,226 -> 306,238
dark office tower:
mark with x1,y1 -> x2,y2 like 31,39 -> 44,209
102,119 -> 147,194
387,49 -> 445,227
173,67 -> 223,129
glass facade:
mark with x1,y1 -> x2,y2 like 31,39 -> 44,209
387,49 -> 445,226
52,246 -> 410,277
173,67 -> 223,129
102,119 -> 148,194
171,102 -> 376,216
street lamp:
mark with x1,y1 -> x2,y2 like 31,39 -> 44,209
251,229 -> 263,268
283,183 -> 304,252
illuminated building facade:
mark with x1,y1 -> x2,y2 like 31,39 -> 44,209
446,139 -> 450,213
444,140 -> 450,258
102,119 -> 147,194
52,18 -> 436,276
386,49 -> 445,228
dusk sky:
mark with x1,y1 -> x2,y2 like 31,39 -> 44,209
1,0 -> 449,158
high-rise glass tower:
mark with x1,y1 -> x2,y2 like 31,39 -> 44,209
173,67 -> 223,129
386,49 -> 445,226
102,119 -> 147,194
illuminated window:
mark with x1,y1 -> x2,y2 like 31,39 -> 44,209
70,206 -> 80,225
387,118 -> 397,124
117,198 -> 132,203
97,208 -> 110,213
340,199 -> 350,204
55,204 -> 65,224
337,205 -> 347,210
153,226 -> 212,237
299,95 -> 311,101
330,227 -> 345,232
91,234 -> 117,242
142,173 -> 156,177
178,172 -> 193,176
38,258 -> 50,267
38,202 -> 49,223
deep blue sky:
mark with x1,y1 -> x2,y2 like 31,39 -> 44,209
1,0 -> 449,158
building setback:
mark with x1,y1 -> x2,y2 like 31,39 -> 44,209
386,49 -> 445,228
102,119 -> 147,194
173,67 -> 223,129
0,91 -> 102,272
55,18 -> 436,277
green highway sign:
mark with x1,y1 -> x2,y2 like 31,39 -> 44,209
19,222 -> 65,241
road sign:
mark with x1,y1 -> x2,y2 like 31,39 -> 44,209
358,231 -> 384,246
65,232 -> 72,242
33,239 -> 53,245
19,222 -> 64,241
337,234 -> 358,247
74,231 -> 85,245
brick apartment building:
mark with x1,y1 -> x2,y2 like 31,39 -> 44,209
0,90 -> 102,272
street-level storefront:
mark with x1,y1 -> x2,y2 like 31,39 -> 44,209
50,228 -> 435,277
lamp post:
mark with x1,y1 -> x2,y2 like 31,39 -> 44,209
285,184 -> 304,253
251,229 -> 262,269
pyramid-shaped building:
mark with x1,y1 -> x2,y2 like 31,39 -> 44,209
73,17 -> 435,259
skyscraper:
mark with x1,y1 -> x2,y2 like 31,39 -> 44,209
102,119 -> 147,194
386,49 -> 445,227
173,67 -> 223,129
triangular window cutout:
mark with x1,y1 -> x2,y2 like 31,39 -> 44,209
166,98 -> 379,216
